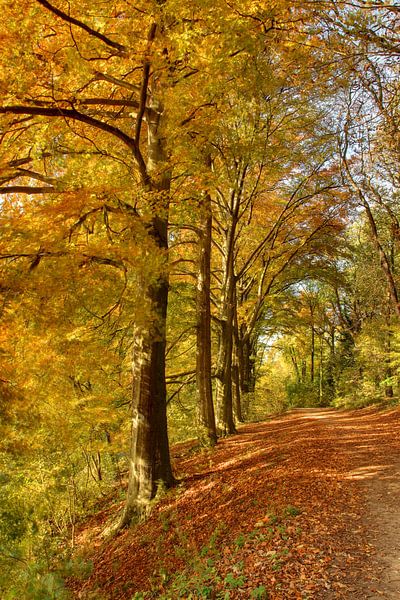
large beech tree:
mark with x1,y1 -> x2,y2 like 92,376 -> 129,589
0,0 -> 180,524
0,0 -> 320,522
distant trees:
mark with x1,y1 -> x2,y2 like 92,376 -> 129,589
271,214 -> 400,409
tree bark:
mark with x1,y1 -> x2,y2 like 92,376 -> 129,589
237,334 -> 256,419
342,153 -> 400,318
363,200 -> 400,317
385,293 -> 394,398
232,359 -> 243,423
289,347 -> 301,383
241,338 -> 256,395
215,312 -> 236,435
319,336 -> 323,404
196,189 -> 217,446
301,360 -> 307,383
119,220 -> 174,526
120,79 -> 175,526
215,216 -> 237,435
310,325 -> 315,384
232,297 -> 243,423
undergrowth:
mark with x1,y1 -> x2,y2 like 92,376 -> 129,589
132,504 -> 302,600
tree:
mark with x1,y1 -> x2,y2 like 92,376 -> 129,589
0,0 -> 181,525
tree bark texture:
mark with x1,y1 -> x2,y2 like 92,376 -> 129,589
216,316 -> 236,435
232,299 -> 243,423
215,211 -> 238,435
121,82 -> 175,525
196,190 -> 217,446
120,220 -> 174,526
237,334 -> 256,420
310,325 -> 315,384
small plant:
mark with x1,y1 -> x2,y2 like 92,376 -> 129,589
6,563 -> 71,600
252,529 -> 270,542
159,509 -> 174,532
199,522 -> 226,557
233,533 -> 246,549
266,550 -> 283,572
158,567 -> 170,584
250,585 -> 269,599
284,505 -> 301,518
270,514 -> 279,525
277,524 -> 288,540
224,572 -> 247,589
157,563 -> 220,599
61,556 -> 94,581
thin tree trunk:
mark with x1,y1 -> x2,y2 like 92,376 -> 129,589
290,347 -> 301,383
238,337 -> 251,395
216,314 -> 236,435
237,335 -> 256,419
385,294 -> 394,398
319,336 -> 323,404
196,186 -> 217,446
364,200 -> 400,316
232,355 -> 243,423
310,325 -> 315,384
343,154 -> 400,317
215,222 -> 237,435
301,360 -> 307,383
232,295 -> 243,423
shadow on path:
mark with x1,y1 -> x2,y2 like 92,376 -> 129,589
297,408 -> 400,599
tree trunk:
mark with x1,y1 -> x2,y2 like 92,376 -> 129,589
120,228 -> 175,526
301,360 -> 307,383
215,219 -> 237,435
216,315 -> 236,435
120,87 -> 175,526
232,355 -> 243,423
385,296 -> 394,398
310,325 -> 315,384
238,337 -> 250,395
196,189 -> 217,446
237,335 -> 256,419
362,198 -> 400,317
319,336 -> 323,404
289,347 -> 301,383
232,298 -> 243,423
342,155 -> 400,317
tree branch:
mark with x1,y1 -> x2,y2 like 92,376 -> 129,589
0,105 -> 150,186
78,98 -> 140,110
0,186 -> 57,194
36,0 -> 126,53
93,71 -> 140,92
135,23 -> 157,144
0,250 -> 127,272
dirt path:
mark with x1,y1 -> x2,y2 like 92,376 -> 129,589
331,409 -> 400,599
362,458 -> 400,598
291,407 -> 400,599
72,407 -> 400,599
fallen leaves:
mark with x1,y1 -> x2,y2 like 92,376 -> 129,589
68,406 -> 400,599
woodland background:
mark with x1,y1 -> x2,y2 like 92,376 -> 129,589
0,0 -> 399,597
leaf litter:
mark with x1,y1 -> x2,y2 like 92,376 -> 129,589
68,406 -> 400,599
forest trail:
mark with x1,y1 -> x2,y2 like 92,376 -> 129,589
293,407 -> 400,599
71,407 -> 400,599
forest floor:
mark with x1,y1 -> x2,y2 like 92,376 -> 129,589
69,406 -> 400,599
